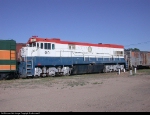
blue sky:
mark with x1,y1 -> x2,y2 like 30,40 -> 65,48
0,0 -> 150,51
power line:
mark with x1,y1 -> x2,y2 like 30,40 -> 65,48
125,40 -> 150,47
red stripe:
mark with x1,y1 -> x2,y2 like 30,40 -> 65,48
27,37 -> 124,49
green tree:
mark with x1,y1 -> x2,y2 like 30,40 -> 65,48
125,48 -> 140,51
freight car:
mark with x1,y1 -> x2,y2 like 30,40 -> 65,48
0,41 -> 26,80
0,39 -> 18,80
124,50 -> 150,69
18,36 -> 127,78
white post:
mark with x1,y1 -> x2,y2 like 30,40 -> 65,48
130,70 -> 133,75
118,69 -> 120,75
134,68 -> 137,74
124,69 -> 125,72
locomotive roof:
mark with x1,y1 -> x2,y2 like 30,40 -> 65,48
27,36 -> 124,49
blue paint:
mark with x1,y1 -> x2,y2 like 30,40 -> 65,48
33,57 -> 125,65
19,56 -> 126,77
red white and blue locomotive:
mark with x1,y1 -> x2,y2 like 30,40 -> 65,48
18,36 -> 127,78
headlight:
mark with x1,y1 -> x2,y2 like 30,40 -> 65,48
30,38 -> 36,42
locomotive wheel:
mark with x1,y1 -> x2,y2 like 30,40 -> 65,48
5,74 -> 10,80
68,69 -> 72,76
0,75 -> 3,80
14,73 -> 19,79
30,75 -> 34,78
102,68 -> 106,73
50,70 -> 55,77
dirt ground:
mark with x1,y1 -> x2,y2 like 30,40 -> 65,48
0,70 -> 150,112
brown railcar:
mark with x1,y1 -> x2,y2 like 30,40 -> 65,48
124,50 -> 150,69
16,43 -> 26,61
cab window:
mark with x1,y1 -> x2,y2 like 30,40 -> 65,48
48,43 -> 51,49
44,43 -> 47,49
41,43 -> 43,49
52,44 -> 55,50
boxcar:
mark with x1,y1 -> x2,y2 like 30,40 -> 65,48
124,50 -> 150,69
0,39 -> 18,79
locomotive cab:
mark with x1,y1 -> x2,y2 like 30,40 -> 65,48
19,37 -> 71,78
21,39 -> 56,57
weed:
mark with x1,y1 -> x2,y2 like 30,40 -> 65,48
92,82 -> 103,84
